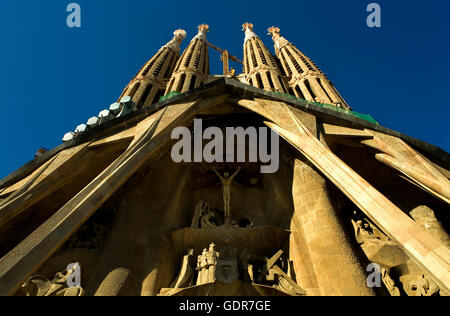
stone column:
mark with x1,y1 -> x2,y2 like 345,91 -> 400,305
292,158 -> 375,296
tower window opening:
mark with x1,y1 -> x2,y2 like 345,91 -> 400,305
278,75 -> 287,93
256,42 -> 268,65
297,53 -> 314,71
184,42 -> 196,67
249,43 -> 258,68
267,72 -> 275,90
203,55 -> 209,74
245,46 -> 251,73
317,78 -> 332,103
176,50 -> 187,71
194,49 -> 201,70
153,51 -> 169,77
177,73 -> 186,92
288,87 -> 295,96
164,54 -> 176,79
280,53 -> 292,77
268,52 -> 278,68
304,80 -> 316,100
256,73 -> 263,89
142,51 -> 163,76
295,85 -> 305,99
286,48 -> 304,74
128,82 -> 141,99
189,74 -> 197,90
154,89 -> 163,104
139,84 -> 153,108
166,80 -> 175,94
292,46 -> 315,70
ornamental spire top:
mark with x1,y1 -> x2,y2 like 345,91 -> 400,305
161,29 -> 187,52
242,22 -> 258,43
267,26 -> 289,53
193,24 -> 209,41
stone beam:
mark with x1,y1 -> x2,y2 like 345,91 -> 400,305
361,131 -> 450,204
237,98 -> 450,293
0,95 -> 227,296
0,143 -> 90,227
322,123 -> 371,138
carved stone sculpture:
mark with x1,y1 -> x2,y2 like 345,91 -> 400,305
410,274 -> 440,296
382,268 -> 400,296
216,247 -> 239,284
350,212 -> 409,268
206,243 -> 219,282
170,249 -> 195,289
410,206 -> 450,248
191,200 -> 209,228
258,249 -> 306,296
196,248 -> 209,285
212,167 -> 241,224
200,209 -> 220,229
351,218 -> 389,245
20,264 -> 85,296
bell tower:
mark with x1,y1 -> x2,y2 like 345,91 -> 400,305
119,29 -> 186,108
165,24 -> 210,94
242,23 -> 287,93
268,26 -> 350,109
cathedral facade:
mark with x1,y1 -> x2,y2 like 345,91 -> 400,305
0,24 -> 449,296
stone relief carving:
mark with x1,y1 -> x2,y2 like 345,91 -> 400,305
191,201 -> 224,229
159,241 -> 307,296
382,268 -> 400,296
409,274 -> 440,296
20,264 -> 85,296
191,200 -> 209,228
170,249 -> 195,289
212,167 -> 241,224
409,205 -> 450,248
196,243 -> 222,285
215,247 -> 239,284
350,210 -> 444,296
351,217 -> 390,245
257,250 -> 306,296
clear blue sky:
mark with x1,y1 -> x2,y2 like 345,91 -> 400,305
0,0 -> 448,179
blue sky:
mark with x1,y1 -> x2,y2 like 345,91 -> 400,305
0,0 -> 448,179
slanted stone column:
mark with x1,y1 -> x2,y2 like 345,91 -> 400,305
292,158 -> 374,296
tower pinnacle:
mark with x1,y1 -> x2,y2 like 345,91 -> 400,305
268,26 -> 350,109
242,23 -> 287,93
165,24 -> 210,94
194,24 -> 209,40
162,29 -> 187,52
242,22 -> 258,43
118,29 -> 186,109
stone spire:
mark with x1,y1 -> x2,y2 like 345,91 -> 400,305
118,29 -> 186,109
165,24 -> 210,94
242,23 -> 287,93
268,26 -> 350,109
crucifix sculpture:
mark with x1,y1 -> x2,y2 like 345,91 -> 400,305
212,167 -> 241,224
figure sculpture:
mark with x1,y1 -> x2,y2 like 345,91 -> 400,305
20,264 -> 84,296
212,167 -> 241,223
196,243 -> 220,285
170,249 -> 195,289
410,274 -> 440,296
